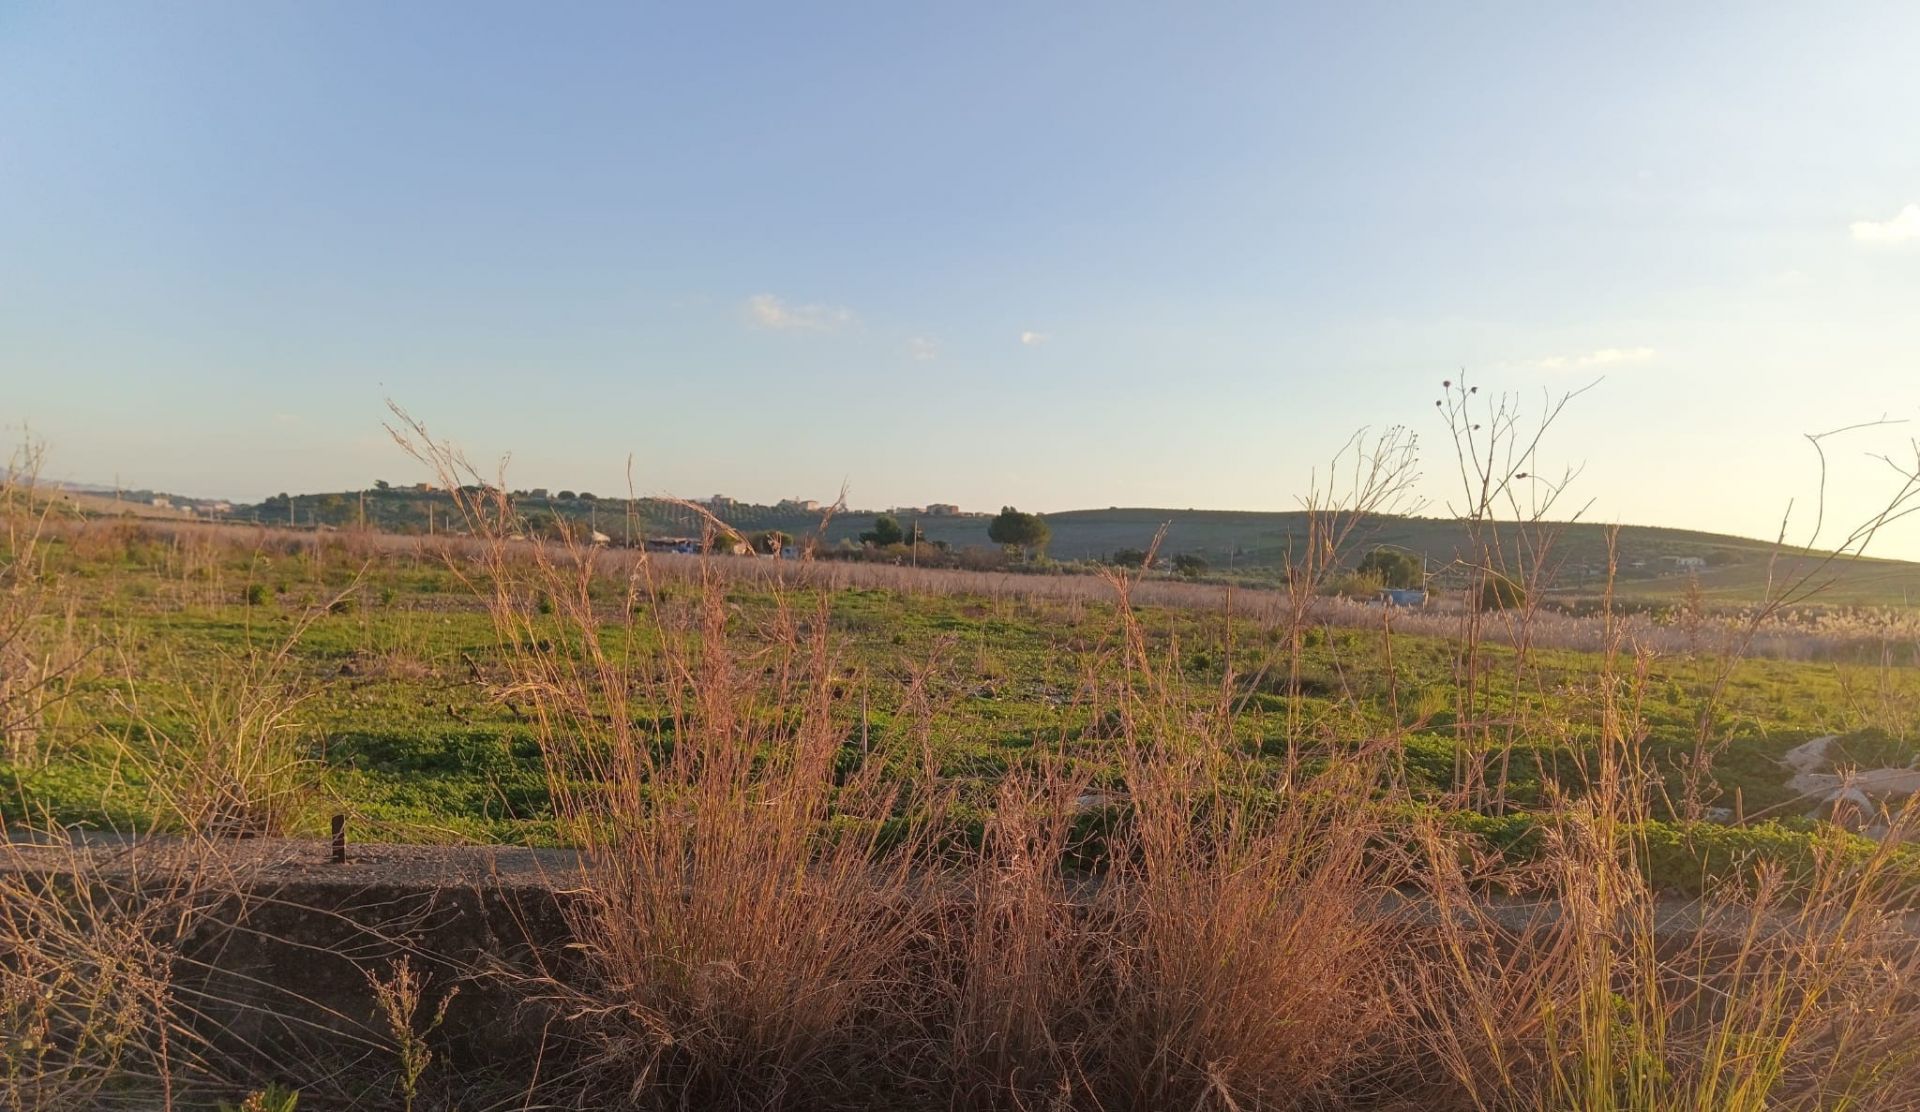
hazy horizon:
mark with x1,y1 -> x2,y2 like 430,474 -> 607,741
7,3 -> 1920,557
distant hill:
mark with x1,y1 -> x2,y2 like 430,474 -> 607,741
207,489 -> 1920,608
898,508 -> 1920,606
8,474 -> 236,520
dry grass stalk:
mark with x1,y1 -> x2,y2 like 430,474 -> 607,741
1406,497 -> 1920,1111
391,410 -> 934,1108
381,402 -> 1920,1110
0,862 -> 176,1110
111,629 -> 318,838
0,443 -> 88,768
0,827 -> 269,1112
367,956 -> 458,1112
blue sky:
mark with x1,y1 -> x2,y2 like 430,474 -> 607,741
5,2 -> 1920,554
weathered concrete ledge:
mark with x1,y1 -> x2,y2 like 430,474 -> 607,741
8,832 -> 1917,1092
2,835 -> 590,1079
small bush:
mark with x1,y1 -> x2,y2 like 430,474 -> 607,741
1478,573 -> 1527,611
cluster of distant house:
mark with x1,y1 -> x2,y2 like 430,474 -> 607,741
1366,551 -> 1715,609
1617,555 -> 1708,574
146,494 -> 232,516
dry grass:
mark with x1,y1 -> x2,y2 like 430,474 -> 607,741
926,559 -> 1409,1110
397,415 -> 941,1108
7,401 -> 1920,1108
110,630 -> 318,838
0,857 -> 179,1110
3,455 -> 447,1110
392,411 -> 1423,1109
0,446 -> 89,769
41,514 -> 1920,664
367,956 -> 459,1112
1408,736 -> 1920,1110
379,399 -> 1920,1108
2,452 -> 182,1110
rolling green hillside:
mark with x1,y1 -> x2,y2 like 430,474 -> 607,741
897,508 -> 1920,606
213,490 -> 1920,607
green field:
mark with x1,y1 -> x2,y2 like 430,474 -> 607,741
221,488 -> 1920,607
12,508 -> 1920,1110
8,520 -> 1918,884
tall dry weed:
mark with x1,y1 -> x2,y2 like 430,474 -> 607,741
393,412 -> 932,1108
110,624 -> 319,838
382,402 -> 1920,1111
1403,402 -> 1920,1111
1,443 -> 86,768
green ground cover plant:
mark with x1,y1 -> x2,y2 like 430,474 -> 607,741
9,394 -> 1920,1108
6,513 -> 1920,884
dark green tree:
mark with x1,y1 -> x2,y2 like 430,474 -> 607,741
1479,573 -> 1527,611
1171,552 -> 1208,578
860,515 -> 905,547
1357,547 -> 1423,589
987,507 -> 1050,558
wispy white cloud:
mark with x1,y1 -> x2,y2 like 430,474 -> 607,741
1019,330 -> 1049,347
906,336 -> 939,361
1850,204 -> 1920,245
745,293 -> 855,333
1531,347 -> 1656,371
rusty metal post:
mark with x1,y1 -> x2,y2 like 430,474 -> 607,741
330,813 -> 347,864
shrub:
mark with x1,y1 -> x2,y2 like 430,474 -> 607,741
748,529 -> 792,554
118,638 -> 315,837
1478,573 -> 1527,611
1321,570 -> 1383,598
1171,552 -> 1208,578
1356,547 -> 1422,588
859,514 -> 905,547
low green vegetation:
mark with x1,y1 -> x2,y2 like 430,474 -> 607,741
212,483 -> 1920,605
7,519 -> 1919,894
13,426 -> 1920,1109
